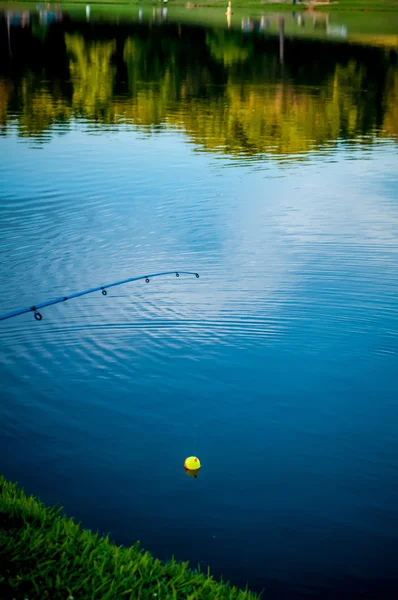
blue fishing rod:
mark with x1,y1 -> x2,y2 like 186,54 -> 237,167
0,271 -> 199,322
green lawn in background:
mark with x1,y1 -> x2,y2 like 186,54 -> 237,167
2,0 -> 398,11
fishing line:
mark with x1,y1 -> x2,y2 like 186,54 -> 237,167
0,270 -> 199,322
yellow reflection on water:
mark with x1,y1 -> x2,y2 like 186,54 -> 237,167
1,17 -> 397,156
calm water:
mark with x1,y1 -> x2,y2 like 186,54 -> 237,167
1,5 -> 398,598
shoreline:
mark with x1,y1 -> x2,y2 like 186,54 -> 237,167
0,474 -> 258,600
2,0 -> 398,13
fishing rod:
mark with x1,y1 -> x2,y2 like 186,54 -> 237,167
0,271 -> 199,322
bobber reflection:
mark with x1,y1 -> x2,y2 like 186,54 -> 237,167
185,468 -> 200,479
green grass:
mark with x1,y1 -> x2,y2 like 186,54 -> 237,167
6,0 -> 396,40
2,0 -> 398,11
0,475 -> 259,600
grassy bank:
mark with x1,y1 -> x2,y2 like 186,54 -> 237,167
0,475 -> 258,600
2,0 -> 398,12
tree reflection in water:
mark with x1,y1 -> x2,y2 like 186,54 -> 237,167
0,10 -> 397,158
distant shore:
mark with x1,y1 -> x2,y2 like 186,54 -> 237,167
2,0 -> 398,13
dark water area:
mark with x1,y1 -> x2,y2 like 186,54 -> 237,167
1,5 -> 398,599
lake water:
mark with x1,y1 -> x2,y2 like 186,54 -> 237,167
1,5 -> 398,598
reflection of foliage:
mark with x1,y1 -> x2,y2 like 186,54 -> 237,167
0,80 -> 13,129
383,68 -> 398,138
121,32 -> 221,128
0,23 -> 397,157
1,72 -> 70,137
121,36 -> 173,126
65,34 -> 116,121
18,75 -> 71,136
170,76 -> 370,156
118,34 -> 392,156
206,31 -> 251,66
